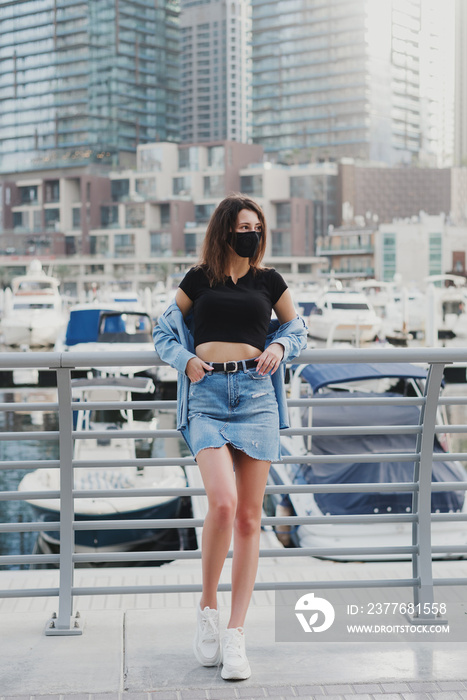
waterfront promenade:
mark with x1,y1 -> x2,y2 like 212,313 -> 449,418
1,553 -> 467,700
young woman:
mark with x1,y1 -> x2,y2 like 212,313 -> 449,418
153,194 -> 307,680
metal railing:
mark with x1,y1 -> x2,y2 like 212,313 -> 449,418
0,347 -> 467,635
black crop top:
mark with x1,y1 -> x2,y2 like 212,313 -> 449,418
179,266 -> 288,350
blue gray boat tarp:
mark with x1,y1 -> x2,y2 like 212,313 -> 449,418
280,363 -> 464,516
294,362 -> 429,393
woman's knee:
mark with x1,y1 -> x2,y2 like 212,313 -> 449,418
209,493 -> 237,528
234,507 -> 262,538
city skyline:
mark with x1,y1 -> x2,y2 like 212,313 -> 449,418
0,0 -> 461,174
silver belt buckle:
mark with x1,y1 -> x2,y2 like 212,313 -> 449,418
225,361 -> 238,373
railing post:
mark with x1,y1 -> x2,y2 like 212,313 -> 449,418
411,362 -> 446,623
45,367 -> 82,636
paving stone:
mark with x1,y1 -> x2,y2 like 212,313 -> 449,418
430,694 -> 463,700
380,686 -> 411,694
371,694 -> 403,700
402,694 -> 434,700
235,688 -> 266,698
352,688 -> 381,695
150,692 -> 179,700
264,688 -> 295,698
408,684 -> 440,693
323,687 -> 354,696
179,691 -> 208,700
295,688 -> 325,697
344,694 -> 372,700
437,687 -> 467,693
207,688 -> 238,699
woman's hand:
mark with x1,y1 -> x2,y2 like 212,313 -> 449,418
186,356 -> 214,383
255,342 -> 284,375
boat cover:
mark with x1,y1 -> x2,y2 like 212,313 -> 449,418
283,390 -> 465,515
65,308 -> 115,346
297,362 -> 428,393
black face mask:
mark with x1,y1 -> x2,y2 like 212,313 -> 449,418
230,231 -> 260,258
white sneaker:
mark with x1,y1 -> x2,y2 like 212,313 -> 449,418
193,604 -> 221,666
221,627 -> 251,680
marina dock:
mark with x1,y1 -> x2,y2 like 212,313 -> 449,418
1,348 -> 467,699
1,555 -> 467,699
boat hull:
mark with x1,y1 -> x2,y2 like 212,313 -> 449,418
2,316 -> 64,347
28,497 -> 183,552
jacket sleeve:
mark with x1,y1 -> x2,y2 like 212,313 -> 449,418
266,315 -> 308,364
153,313 -> 196,375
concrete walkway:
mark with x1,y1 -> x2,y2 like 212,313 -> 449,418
1,555 -> 466,700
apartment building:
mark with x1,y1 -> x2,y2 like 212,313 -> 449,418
180,0 -> 250,143
316,214 -> 467,288
0,0 -> 180,174
251,0 -> 454,166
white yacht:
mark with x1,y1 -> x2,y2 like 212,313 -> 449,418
307,289 -> 381,345
1,260 -> 67,347
18,376 -> 187,552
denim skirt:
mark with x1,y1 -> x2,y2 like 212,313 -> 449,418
185,367 -> 280,462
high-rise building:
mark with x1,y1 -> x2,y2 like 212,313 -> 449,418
251,0 -> 453,166
180,0 -> 249,143
454,0 -> 467,166
0,0 -> 180,174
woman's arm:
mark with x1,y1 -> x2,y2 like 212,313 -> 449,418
255,290 -> 299,375
174,288 -> 213,382
175,287 -> 193,318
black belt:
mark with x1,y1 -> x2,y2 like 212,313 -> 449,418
209,358 -> 258,373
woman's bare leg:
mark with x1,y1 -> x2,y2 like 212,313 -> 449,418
228,450 -> 270,628
196,445 -> 237,610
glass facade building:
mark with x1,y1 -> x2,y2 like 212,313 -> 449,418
180,0 -> 249,143
0,0 -> 180,173
251,0 -> 446,166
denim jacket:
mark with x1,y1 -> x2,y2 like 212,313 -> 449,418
153,301 -> 308,442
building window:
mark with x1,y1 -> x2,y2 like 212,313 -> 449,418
382,233 -> 396,282
185,232 -> 197,255
240,175 -> 263,197
45,181 -> 60,203
160,203 -> 171,226
179,147 -> 199,171
111,179 -> 130,202
271,230 -> 291,256
13,211 -> 26,231
139,146 -> 164,172
19,186 -> 38,205
173,176 -> 192,196
195,203 -> 216,224
150,231 -> 172,256
135,178 -> 156,200
429,233 -> 442,277
44,208 -> 60,231
203,175 -> 224,197
276,202 -> 291,226
89,236 -> 109,256
125,204 -> 145,228
100,205 -> 119,228
207,145 -> 225,169
72,208 -> 81,229
114,234 -> 135,257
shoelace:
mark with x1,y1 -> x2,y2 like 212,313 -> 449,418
200,610 -> 219,642
223,629 -> 244,659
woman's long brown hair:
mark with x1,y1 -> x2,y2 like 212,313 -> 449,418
198,194 -> 267,286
